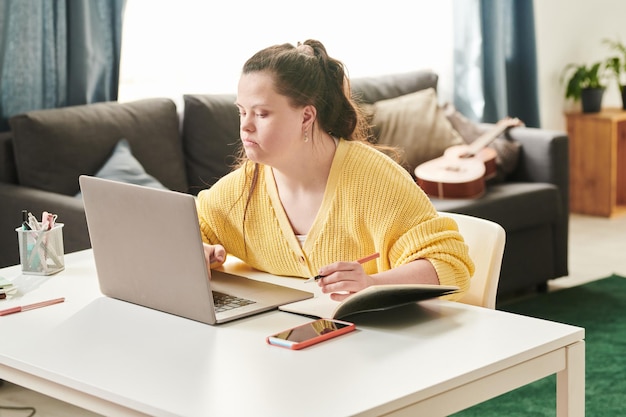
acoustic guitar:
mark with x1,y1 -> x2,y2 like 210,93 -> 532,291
414,117 -> 523,199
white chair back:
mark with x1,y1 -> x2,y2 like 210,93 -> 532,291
440,212 -> 506,309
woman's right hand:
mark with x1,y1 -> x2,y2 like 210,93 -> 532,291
203,243 -> 226,272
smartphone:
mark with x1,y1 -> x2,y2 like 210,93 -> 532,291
266,318 -> 355,350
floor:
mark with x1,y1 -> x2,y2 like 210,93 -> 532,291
549,213 -> 626,289
1,213 -> 625,417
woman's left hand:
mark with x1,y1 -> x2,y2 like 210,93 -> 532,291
317,261 -> 375,301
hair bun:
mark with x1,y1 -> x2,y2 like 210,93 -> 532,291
296,42 -> 314,56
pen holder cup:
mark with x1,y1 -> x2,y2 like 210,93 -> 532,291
16,223 -> 65,275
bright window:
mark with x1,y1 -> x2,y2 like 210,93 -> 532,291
118,0 -> 454,107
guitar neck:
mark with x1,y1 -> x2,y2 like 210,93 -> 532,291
466,124 -> 509,154
465,118 -> 522,154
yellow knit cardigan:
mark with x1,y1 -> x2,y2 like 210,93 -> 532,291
197,139 -> 474,297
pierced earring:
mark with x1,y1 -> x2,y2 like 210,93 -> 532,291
304,132 -> 309,142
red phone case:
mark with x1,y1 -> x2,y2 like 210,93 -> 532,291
266,319 -> 355,350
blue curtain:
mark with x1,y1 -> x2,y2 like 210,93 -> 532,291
453,0 -> 540,127
0,0 -> 125,131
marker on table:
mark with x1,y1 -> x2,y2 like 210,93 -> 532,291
0,297 -> 65,316
304,252 -> 380,283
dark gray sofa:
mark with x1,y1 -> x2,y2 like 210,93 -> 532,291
0,70 -> 569,299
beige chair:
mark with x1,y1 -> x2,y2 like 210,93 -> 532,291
440,212 -> 506,309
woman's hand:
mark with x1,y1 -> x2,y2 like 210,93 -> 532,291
202,243 -> 226,273
317,259 -> 439,301
317,261 -> 375,301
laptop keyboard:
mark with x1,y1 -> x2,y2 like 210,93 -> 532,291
213,291 -> 256,313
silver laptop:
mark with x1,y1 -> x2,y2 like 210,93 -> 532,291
79,175 -> 313,325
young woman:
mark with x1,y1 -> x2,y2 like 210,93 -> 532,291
197,39 -> 473,301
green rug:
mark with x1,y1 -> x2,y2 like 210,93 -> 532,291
452,275 -> 626,417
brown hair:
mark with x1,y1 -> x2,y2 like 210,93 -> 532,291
232,40 -> 381,254
240,39 -> 371,144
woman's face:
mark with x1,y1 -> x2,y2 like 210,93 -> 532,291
236,72 -> 308,167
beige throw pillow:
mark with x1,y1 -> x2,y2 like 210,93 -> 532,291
370,88 -> 463,171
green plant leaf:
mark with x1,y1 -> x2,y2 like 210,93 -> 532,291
561,61 -> 607,100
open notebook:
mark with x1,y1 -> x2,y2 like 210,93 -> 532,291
280,284 -> 459,320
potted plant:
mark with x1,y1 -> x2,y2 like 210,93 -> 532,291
603,37 -> 626,109
561,61 -> 607,113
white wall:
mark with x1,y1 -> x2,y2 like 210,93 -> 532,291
120,1 -> 626,131
534,0 -> 626,130
119,0 -> 455,107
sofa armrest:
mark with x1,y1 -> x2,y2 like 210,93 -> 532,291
507,127 -> 570,279
0,131 -> 17,184
507,127 -> 569,215
0,183 -> 90,268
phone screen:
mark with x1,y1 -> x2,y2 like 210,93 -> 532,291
273,319 -> 350,342
267,319 -> 355,349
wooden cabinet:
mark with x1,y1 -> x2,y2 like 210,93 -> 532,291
566,109 -> 626,217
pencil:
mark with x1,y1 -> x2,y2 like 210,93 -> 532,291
304,252 -> 380,283
0,297 -> 65,316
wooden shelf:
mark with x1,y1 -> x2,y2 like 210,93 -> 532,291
566,108 -> 626,217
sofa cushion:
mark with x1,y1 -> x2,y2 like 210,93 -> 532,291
370,88 -> 463,171
351,70 -> 438,104
9,98 -> 187,196
75,139 -> 168,197
182,94 -> 241,195
430,182 -> 561,232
